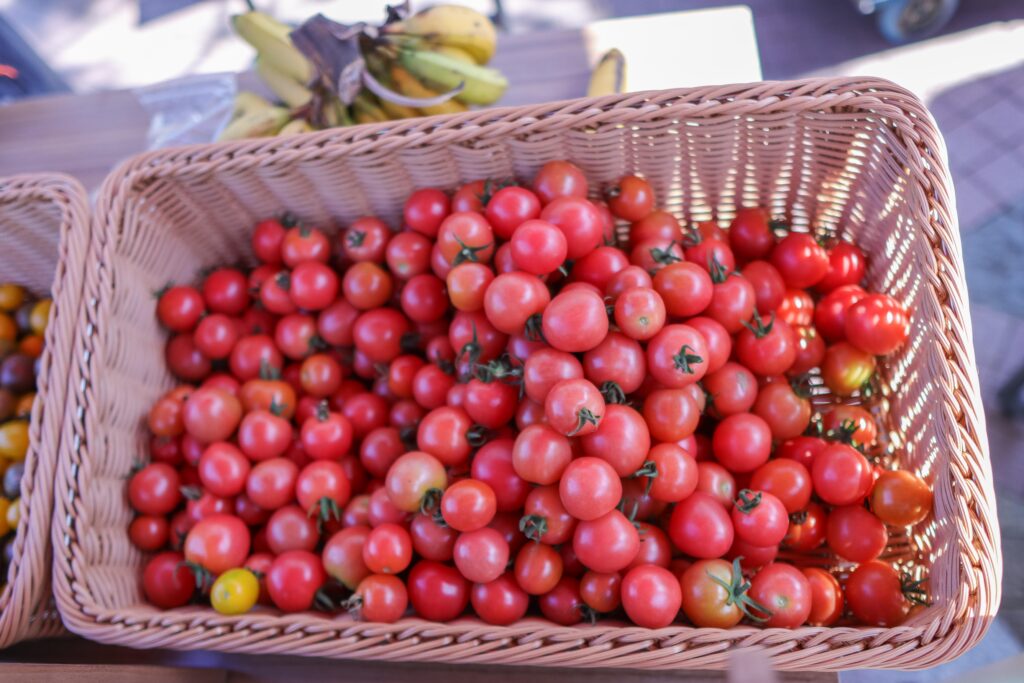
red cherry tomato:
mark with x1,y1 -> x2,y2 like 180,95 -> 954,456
267,550 -> 327,612
668,491 -> 734,559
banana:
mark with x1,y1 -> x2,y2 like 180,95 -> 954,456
278,118 -> 316,136
363,51 -> 422,120
352,91 -> 389,124
429,44 -> 478,64
323,98 -> 354,127
587,48 -> 627,97
256,57 -> 313,108
218,106 -> 290,141
231,91 -> 274,120
390,65 -> 468,116
399,49 -> 506,106
232,11 -> 312,83
385,4 -> 496,65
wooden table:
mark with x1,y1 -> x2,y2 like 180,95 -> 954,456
0,8 -> 822,682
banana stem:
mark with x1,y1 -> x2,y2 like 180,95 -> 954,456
244,0 -> 256,11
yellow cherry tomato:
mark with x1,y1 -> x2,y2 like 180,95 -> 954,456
29,299 -> 51,336
18,335 -> 44,358
0,499 -> 10,537
0,284 -> 25,313
0,421 -> 29,461
0,314 -> 15,342
15,393 -> 34,418
5,498 -> 18,529
210,568 -> 259,615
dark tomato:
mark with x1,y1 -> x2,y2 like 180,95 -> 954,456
408,560 -> 470,620
538,576 -> 584,625
486,186 -> 542,238
741,260 -> 786,316
142,552 -> 195,608
827,505 -> 887,563
580,570 -> 622,613
532,160 -> 588,204
668,491 -> 734,559
727,537 -> 779,570
315,299 -> 359,347
267,550 -> 327,612
165,333 -> 212,382
472,572 -> 530,625
410,512 -> 458,562
817,240 -> 866,292
729,208 -> 774,262
771,233 -> 828,289
788,324 -> 826,376
404,188 -> 450,236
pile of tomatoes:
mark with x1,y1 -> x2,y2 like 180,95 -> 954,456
132,160 -> 933,630
0,283 -> 51,580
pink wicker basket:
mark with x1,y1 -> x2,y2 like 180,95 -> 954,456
0,173 -> 90,647
51,77 -> 999,670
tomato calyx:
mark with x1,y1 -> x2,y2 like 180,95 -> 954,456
419,487 -> 444,518
259,360 -> 282,380
524,314 -> 546,343
672,344 -> 703,375
519,513 -> 548,542
179,560 -> 215,592
307,496 -> 343,528
579,603 -> 599,624
400,331 -> 421,355
466,424 -> 489,448
788,509 -> 808,525
733,489 -> 763,515
274,271 -> 291,291
474,357 -> 522,385
632,460 -> 658,495
307,334 -> 328,353
456,324 -> 482,370
180,485 -> 202,501
313,581 -> 347,612
315,400 -> 331,422
567,407 -> 602,437
741,310 -> 775,339
452,235 -> 493,266
789,374 -> 815,400
346,230 -> 366,248
707,557 -> 772,623
268,399 -> 285,417
153,282 -> 174,300
477,177 -> 516,206
280,213 -> 299,229
827,419 -> 861,446
680,228 -> 702,248
649,241 -> 681,266
900,572 -> 930,607
710,256 -> 733,285
599,380 -> 626,405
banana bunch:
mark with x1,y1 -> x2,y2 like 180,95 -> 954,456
226,4 -> 508,140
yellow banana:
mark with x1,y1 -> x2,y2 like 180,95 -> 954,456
352,91 -> 389,124
587,48 -> 627,97
231,90 -> 274,120
363,51 -> 422,120
232,11 -> 312,83
386,5 -> 496,65
256,58 -> 313,108
429,44 -> 478,64
218,106 -> 290,141
278,118 -> 316,136
399,49 -> 506,106
390,65 -> 468,116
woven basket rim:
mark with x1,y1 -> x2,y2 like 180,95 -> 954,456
0,172 -> 89,648
53,76 -> 1001,670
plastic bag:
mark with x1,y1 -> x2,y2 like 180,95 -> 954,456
134,73 -> 237,149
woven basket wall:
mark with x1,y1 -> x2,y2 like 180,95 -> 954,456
0,173 -> 90,647
51,77 -> 999,670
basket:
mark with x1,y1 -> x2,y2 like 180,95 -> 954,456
51,77 -> 999,670
0,173 -> 90,647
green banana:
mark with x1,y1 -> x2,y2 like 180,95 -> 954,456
232,11 -> 312,83
399,49 -> 507,106
218,106 -> 290,141
352,91 -> 389,124
256,57 -> 313,108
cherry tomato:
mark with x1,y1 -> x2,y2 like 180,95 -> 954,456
814,284 -> 866,342
483,272 -> 550,335
696,461 -> 736,507
453,527 -> 509,583
410,512 -> 457,562
266,504 -> 319,554
679,559 -> 745,628
385,450 -> 447,513
630,210 -> 680,245
446,262 -> 493,312
198,442 -> 250,497
729,208 -> 774,262
752,381 -> 811,440
748,563 -> 812,628
471,438 -> 530,512
386,231 -> 433,279
521,484 -> 576,544
267,550 -> 327,612
827,505 -> 887,563
532,160 -> 588,205
362,522 -> 413,574
165,333 -> 212,382
441,479 -> 497,532
651,261 -> 713,318
871,470 -> 932,526
417,406 -> 476,466
727,536 -> 779,570
210,568 -> 260,615
541,288 -> 609,353
712,413 -> 771,473
750,459 -> 811,514
512,424 -> 573,485
352,309 -> 410,364
412,364 -> 455,410
821,342 -> 875,397
246,457 -> 299,510
290,261 -> 338,311
620,564 -> 681,628
252,218 -> 286,264
646,324 -> 708,388
845,293 -> 910,356
731,488 -> 788,547
812,443 -> 874,506
157,285 -> 205,332
400,273 -> 447,323
408,560 -> 470,620
580,571 -> 621,613
343,262 -> 393,311
437,212 -> 495,266
129,515 -> 169,551
404,188 -> 450,236
472,572 -> 530,625
821,404 -> 877,447
129,462 -> 181,516
704,272 -> 756,333
341,216 -> 390,263
668,491 -> 734,559
803,567 -> 844,626
736,315 -> 795,376
783,501 -> 828,552
558,456 -> 621,521
580,403 -> 650,477
788,324 -> 826,375
544,378 -> 604,437
642,388 -> 698,443
541,197 -> 603,259
352,574 -> 408,623
230,335 -> 283,381
184,514 -> 250,574
281,225 -> 330,267
817,240 -> 866,293
771,233 -> 828,288
572,509 -> 640,574
845,560 -> 914,626
486,186 -> 542,238
142,551 -> 195,608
